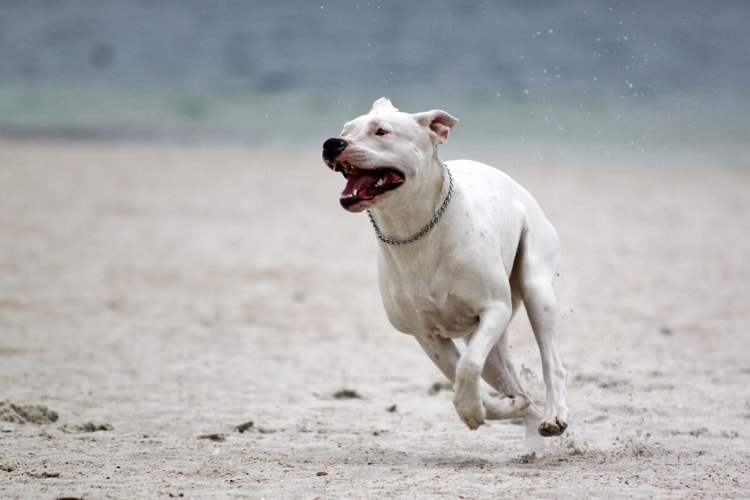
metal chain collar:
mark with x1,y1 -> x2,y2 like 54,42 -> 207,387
366,165 -> 453,246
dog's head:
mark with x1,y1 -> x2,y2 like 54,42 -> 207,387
322,97 -> 458,212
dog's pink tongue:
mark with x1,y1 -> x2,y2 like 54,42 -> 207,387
343,173 -> 378,199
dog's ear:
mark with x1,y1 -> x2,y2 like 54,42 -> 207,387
371,97 -> 399,113
413,110 -> 459,144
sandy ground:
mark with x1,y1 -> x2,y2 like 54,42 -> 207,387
0,140 -> 749,499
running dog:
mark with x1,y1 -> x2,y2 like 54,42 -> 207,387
322,98 -> 568,452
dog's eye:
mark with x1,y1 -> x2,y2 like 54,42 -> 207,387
375,128 -> 389,136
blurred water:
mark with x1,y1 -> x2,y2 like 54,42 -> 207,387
0,0 -> 748,168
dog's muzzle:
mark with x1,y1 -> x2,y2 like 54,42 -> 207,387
321,136 -> 406,211
322,137 -> 348,166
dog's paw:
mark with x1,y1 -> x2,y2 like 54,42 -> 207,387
538,416 -> 568,437
453,394 -> 486,430
482,394 -> 530,420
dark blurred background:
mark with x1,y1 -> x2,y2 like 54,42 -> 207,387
1,0 -> 748,167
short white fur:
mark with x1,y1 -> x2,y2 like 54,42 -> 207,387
323,98 -> 569,454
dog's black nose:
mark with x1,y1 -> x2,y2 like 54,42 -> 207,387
322,137 -> 348,162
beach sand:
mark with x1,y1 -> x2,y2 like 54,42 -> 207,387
1,140 -> 749,498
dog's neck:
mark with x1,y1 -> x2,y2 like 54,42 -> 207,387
368,157 -> 451,245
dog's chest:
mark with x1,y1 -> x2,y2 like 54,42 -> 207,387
381,269 -> 481,338
415,292 -> 480,338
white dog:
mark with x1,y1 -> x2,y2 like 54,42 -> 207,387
322,98 -> 568,452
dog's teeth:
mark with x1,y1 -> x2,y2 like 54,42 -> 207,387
352,189 -> 358,196
375,178 -> 385,187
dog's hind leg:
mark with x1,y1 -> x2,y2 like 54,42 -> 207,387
451,302 -> 516,430
479,299 -> 525,394
475,298 -> 536,417
516,223 -> 569,438
481,315 -> 546,453
522,278 -> 569,437
416,335 -> 524,423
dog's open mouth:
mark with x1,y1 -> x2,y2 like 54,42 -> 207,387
335,162 -> 405,210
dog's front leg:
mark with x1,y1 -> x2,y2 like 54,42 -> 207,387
416,333 -> 523,423
416,335 -> 462,382
454,303 -> 513,430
